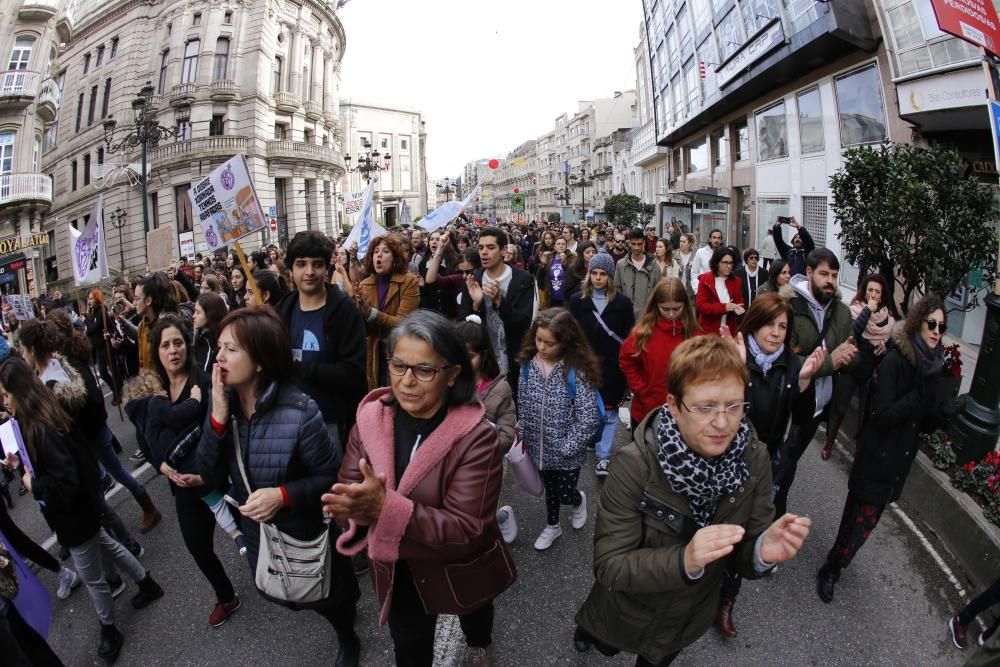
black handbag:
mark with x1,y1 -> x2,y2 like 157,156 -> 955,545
165,425 -> 202,469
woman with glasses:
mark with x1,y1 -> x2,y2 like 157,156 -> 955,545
197,307 -> 362,666
326,311 -> 515,666
574,335 -> 812,666
695,247 -> 745,335
817,294 -> 964,604
713,294 -> 825,638
620,278 -> 700,433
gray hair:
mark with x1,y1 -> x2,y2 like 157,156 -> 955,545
387,310 -> 477,405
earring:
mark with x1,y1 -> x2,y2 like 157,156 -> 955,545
257,367 -> 262,373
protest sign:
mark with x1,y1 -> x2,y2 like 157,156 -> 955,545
146,226 -> 175,272
69,194 -> 110,286
188,154 -> 267,252
3,295 -> 34,321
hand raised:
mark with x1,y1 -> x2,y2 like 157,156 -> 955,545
759,513 -> 812,564
210,363 -> 229,424
683,524 -> 745,574
798,347 -> 827,386
720,326 -> 746,364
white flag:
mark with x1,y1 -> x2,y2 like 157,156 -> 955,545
420,185 -> 482,233
343,182 -> 386,258
70,194 -> 110,286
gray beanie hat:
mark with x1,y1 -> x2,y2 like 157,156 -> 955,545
588,250 -> 616,277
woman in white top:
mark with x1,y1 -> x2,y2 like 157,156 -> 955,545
654,238 -> 682,281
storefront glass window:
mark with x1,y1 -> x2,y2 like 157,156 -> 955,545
797,87 -> 824,153
835,64 -> 887,146
755,101 -> 787,161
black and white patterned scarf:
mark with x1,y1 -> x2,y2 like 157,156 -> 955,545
655,405 -> 751,527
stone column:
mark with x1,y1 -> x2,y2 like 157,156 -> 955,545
323,53 -> 333,113
289,30 -> 302,98
311,43 -> 324,104
286,175 -> 308,235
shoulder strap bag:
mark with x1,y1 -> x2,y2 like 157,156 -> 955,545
232,418 -> 333,604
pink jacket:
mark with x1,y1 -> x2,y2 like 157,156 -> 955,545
336,388 -> 516,624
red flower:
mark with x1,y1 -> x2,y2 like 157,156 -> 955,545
965,462 -> 977,473
985,451 -> 1000,467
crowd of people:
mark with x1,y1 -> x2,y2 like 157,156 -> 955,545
0,212 -> 994,667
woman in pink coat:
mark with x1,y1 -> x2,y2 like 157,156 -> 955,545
695,246 -> 745,334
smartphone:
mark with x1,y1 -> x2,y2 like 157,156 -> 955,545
777,216 -> 791,225
223,494 -> 240,508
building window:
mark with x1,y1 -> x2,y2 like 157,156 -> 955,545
715,9 -> 745,62
182,40 -> 199,84
83,154 -> 91,186
755,101 -> 787,161
757,197 -> 789,248
150,192 -> 159,229
158,50 -> 169,92
32,135 -> 40,172
76,92 -> 84,132
274,123 -> 287,140
209,114 -> 225,136
683,58 -> 700,114
797,86 -> 824,153
83,52 -> 90,74
8,37 -> 34,70
88,84 -> 98,125
272,57 -> 283,94
713,130 -> 727,167
110,37 -> 118,60
835,64 -> 887,146
213,38 -> 229,81
224,10 -> 233,24
741,0 -> 779,37
166,22 -> 172,35
97,147 -> 104,165
176,120 -> 192,141
101,78 -> 112,119
400,138 -> 409,151
192,12 -> 202,26
71,160 -> 77,190
175,184 -> 193,234
686,136 -> 709,173
885,0 -> 978,76
0,132 -> 14,175
96,45 -> 105,67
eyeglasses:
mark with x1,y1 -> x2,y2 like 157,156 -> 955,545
679,400 -> 749,422
458,269 -> 474,276
925,319 -> 948,334
387,358 -> 454,382
719,260 -> 734,266
747,255 -> 759,261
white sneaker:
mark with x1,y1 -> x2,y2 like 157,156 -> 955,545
56,567 -> 79,600
533,524 -> 562,551
497,506 -> 518,544
571,491 -> 588,530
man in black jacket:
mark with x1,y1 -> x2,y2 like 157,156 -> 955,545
464,226 -> 535,396
275,231 -> 367,446
772,216 -> 815,277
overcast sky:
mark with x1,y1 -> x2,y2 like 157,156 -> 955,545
338,0 -> 642,180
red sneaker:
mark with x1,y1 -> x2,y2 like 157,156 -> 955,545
208,596 -> 242,627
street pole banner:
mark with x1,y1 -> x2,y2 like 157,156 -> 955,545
343,181 -> 386,258
69,193 -> 110,286
930,0 -> 1000,56
420,185 -> 481,233
188,154 -> 268,252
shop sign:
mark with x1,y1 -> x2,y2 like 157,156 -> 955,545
716,20 -> 786,89
0,234 -> 47,258
897,67 -> 987,115
930,0 -> 1000,57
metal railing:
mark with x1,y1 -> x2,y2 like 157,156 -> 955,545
0,173 -> 52,207
0,70 -> 40,97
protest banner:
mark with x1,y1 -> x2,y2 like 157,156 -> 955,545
187,154 -> 267,252
3,295 -> 35,321
69,194 -> 110,286
344,190 -> 366,215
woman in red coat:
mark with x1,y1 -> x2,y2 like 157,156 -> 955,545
695,246 -> 745,334
619,278 -> 701,431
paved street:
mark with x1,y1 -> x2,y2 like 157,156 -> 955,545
8,394 -> 976,666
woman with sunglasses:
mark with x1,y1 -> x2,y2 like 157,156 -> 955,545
425,240 -> 482,320
817,294 -> 964,604
326,311 -> 515,666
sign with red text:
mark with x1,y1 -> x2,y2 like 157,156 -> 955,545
930,0 -> 1000,56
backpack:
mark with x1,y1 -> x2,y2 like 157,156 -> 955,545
521,363 -> 607,429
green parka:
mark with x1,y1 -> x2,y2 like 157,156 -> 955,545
575,410 -> 776,663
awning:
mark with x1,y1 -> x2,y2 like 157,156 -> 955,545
0,252 -> 27,269
662,189 -> 731,204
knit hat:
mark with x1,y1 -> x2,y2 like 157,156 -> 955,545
589,250 -> 616,277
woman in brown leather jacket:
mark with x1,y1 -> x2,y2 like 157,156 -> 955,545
324,310 -> 515,667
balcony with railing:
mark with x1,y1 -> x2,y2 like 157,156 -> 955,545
19,0 -> 58,21
266,140 -> 343,169
150,135 -> 249,166
55,0 -> 76,42
0,173 -> 52,209
274,91 -> 301,113
169,82 -> 196,105
0,70 -> 40,107
210,80 -> 240,101
304,100 -> 323,121
631,119 -> 668,167
36,78 -> 60,122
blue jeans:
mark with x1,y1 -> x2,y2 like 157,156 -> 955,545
595,417 -> 618,460
94,425 -> 142,497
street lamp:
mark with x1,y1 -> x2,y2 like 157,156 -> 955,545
344,138 -> 391,180
102,81 -> 191,254
437,177 -> 455,204
107,206 -> 127,271
570,167 -> 593,224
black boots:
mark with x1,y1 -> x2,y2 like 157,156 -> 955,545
334,629 -> 361,667
714,599 -> 738,637
130,573 -> 164,609
98,623 -> 124,663
817,563 -> 840,603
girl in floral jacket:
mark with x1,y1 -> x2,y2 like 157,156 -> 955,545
517,308 -> 602,551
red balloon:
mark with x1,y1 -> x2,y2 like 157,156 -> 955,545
513,187 -> 520,194
488,159 -> 499,169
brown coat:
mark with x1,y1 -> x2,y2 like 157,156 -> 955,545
336,388 -> 516,624
360,271 -> 420,389
479,374 -> 516,453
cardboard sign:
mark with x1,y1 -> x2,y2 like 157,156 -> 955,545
188,154 -> 267,251
146,226 -> 176,272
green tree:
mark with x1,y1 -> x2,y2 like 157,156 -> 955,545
830,141 -> 998,316
604,194 -> 655,229
547,212 -> 561,223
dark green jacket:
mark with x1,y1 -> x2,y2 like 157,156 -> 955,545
782,283 -> 855,378
575,410 -> 775,663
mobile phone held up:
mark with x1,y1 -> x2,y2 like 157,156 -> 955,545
777,216 -> 791,225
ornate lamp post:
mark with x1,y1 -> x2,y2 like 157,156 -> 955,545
102,81 -> 191,251
107,206 -> 127,271
570,167 -> 593,225
344,137 -> 391,180
436,177 -> 454,204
